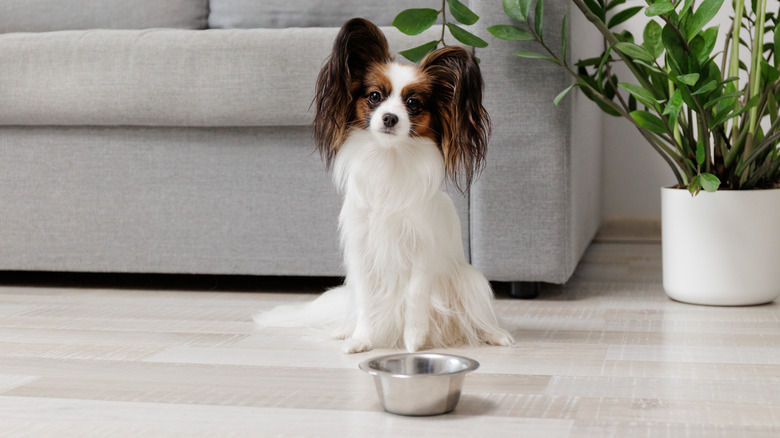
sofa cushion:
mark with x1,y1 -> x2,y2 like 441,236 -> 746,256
0,0 -> 209,33
0,125 -> 344,276
0,27 -> 440,127
209,0 -> 439,28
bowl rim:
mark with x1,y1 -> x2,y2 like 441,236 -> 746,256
358,352 -> 480,379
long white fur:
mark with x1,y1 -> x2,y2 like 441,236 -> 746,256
254,63 -> 513,354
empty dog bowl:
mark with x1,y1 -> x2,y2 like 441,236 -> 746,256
359,353 -> 479,416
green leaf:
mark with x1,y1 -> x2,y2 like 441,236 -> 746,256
628,94 -> 638,112
700,172 -> 721,192
688,175 -> 702,195
642,20 -> 664,58
663,89 -> 684,120
762,60 -> 780,84
615,42 -> 655,61
634,59 -> 663,73
619,82 -> 661,107
631,110 -> 667,133
487,24 -> 534,41
662,23 -> 687,73
575,52 -> 611,66
775,18 -> 780,68
696,139 -> 706,165
514,50 -> 558,63
646,1 -> 675,17
696,26 -> 720,64
709,106 -> 734,129
702,91 -> 744,109
606,0 -> 627,12
553,83 -> 577,106
534,0 -> 544,37
683,157 -> 696,174
680,0 -> 695,19
692,80 -> 717,95
580,86 -> 621,116
398,40 -> 439,63
582,0 -> 605,21
608,6 -> 642,28
393,9 -> 439,36
447,23 -> 488,48
503,0 -> 531,22
647,68 -> 669,97
514,49 -> 554,60
597,46 -> 613,90
687,0 -> 724,42
676,73 -> 700,86
447,0 -> 479,26
707,95 -> 760,129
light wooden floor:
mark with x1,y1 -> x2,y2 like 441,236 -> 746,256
1,242 -> 779,437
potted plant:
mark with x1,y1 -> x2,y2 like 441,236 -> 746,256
394,0 -> 780,305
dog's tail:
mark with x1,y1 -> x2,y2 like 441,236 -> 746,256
253,286 -> 346,329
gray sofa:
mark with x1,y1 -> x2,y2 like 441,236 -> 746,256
0,1 -> 601,288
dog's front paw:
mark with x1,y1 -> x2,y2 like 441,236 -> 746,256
484,329 -> 514,347
342,337 -> 373,354
331,325 -> 352,340
403,329 -> 427,352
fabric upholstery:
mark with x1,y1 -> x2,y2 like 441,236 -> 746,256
0,126 -> 341,275
0,27 -> 439,127
0,0 -> 208,32
468,1 -> 601,282
0,125 -> 470,276
0,0 -> 600,283
208,0 -> 437,29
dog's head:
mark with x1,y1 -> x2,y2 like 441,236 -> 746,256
314,18 -> 491,190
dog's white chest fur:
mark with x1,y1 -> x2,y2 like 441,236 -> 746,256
335,131 -> 455,266
328,131 -> 512,353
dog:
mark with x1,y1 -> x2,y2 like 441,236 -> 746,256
255,18 -> 513,354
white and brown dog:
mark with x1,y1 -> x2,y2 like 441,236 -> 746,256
255,18 -> 513,354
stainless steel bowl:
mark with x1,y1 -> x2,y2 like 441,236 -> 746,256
359,353 -> 479,416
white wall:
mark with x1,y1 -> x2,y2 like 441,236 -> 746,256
600,0 -> 775,219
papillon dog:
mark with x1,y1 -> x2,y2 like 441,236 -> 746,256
255,18 -> 513,354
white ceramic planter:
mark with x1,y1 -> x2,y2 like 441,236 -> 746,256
662,187 -> 780,306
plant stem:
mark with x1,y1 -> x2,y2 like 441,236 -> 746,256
729,0 -> 745,146
440,0 -> 447,45
669,67 -> 684,152
745,0 -> 767,159
739,126 -> 780,172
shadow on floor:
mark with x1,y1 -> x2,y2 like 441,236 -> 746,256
0,271 -> 344,293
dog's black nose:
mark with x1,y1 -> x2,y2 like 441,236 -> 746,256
382,113 -> 399,128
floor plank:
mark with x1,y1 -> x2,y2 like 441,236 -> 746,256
1,242 -> 778,437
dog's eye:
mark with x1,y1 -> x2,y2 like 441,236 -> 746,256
406,97 -> 422,114
367,91 -> 382,106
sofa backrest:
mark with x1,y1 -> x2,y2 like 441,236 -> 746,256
0,1 -> 446,32
208,0 -> 440,29
0,0 -> 209,32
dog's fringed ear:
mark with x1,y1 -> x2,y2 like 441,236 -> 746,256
419,46 -> 491,192
314,18 -> 391,169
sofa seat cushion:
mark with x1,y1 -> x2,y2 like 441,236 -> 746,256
1,28 -> 329,127
209,0 -> 436,29
0,0 -> 209,32
0,27 -> 438,128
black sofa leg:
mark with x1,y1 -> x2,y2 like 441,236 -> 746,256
509,281 -> 540,299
